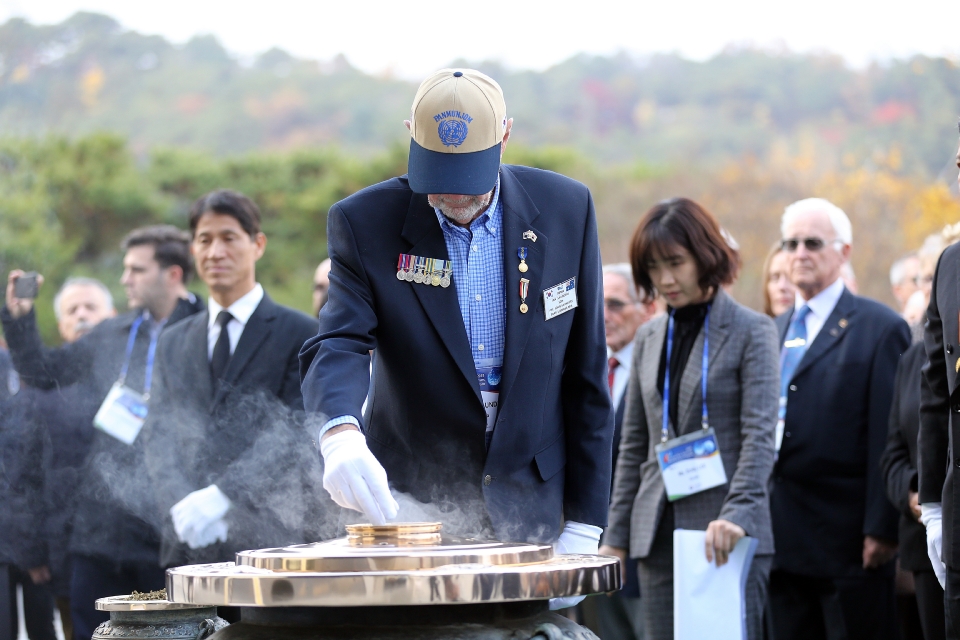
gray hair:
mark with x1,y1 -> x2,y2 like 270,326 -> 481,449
781,198 -> 853,245
602,263 -> 639,303
54,277 -> 115,320
889,252 -> 917,287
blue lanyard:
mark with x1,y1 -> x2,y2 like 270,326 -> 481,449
661,305 -> 711,443
117,315 -> 161,398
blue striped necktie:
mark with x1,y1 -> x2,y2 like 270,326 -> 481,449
780,305 -> 811,399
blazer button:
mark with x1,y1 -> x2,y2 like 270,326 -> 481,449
956,458 -> 960,468
948,345 -> 955,354
483,475 -> 492,486
954,405 -> 960,414
785,432 -> 791,438
789,385 -> 797,392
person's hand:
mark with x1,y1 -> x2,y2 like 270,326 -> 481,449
550,521 -> 602,610
320,429 -> 398,525
862,535 -> 897,569
5,270 -> 43,319
909,492 -> 922,521
170,484 -> 231,545
921,503 -> 946,587
705,519 -> 746,567
28,566 -> 51,585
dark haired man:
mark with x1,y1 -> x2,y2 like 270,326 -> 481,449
300,69 -> 612,609
2,225 -> 204,640
141,190 -> 319,572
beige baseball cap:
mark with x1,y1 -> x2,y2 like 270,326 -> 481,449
407,68 -> 506,195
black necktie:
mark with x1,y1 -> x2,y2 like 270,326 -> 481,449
210,311 -> 234,385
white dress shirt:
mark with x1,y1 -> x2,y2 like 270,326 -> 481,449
793,277 -> 845,346
206,283 -> 264,360
608,341 -> 634,410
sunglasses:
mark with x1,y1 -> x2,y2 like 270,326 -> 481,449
779,237 -> 843,252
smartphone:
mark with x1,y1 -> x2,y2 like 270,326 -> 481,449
14,272 -> 39,299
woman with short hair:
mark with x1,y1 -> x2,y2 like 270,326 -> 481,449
600,197 -> 780,640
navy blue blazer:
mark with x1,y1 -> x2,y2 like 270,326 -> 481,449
772,288 -> 909,578
300,165 -> 614,542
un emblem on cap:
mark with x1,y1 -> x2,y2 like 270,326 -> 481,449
437,119 -> 468,147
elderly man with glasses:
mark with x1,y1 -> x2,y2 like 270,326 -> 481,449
766,198 -> 910,640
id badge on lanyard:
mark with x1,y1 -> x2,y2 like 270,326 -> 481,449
93,316 -> 159,445
477,358 -> 503,447
654,306 -> 728,501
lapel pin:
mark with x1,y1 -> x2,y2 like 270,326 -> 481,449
517,246 -> 529,273
838,319 -> 848,329
519,278 -> 530,313
956,359 -> 960,374
829,328 -> 839,337
523,230 -> 537,242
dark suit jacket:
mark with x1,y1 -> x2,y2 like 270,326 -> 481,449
772,288 -> 909,578
0,388 -> 46,570
0,297 -> 204,564
879,342 -> 930,571
300,165 -> 614,543
919,243 -> 960,568
142,292 -> 323,566
605,289 -> 779,560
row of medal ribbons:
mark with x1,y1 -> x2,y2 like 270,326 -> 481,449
397,253 -> 452,288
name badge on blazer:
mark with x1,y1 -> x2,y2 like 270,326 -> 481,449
543,277 -> 577,320
654,428 -> 727,501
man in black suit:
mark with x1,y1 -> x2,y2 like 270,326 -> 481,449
142,190 -> 320,568
299,70 -> 614,609
2,226 -> 204,640
768,198 -> 910,640
918,135 -> 960,636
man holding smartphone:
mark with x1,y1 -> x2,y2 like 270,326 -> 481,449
1,225 -> 204,640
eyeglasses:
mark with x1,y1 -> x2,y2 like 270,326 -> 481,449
604,298 -> 635,313
912,274 -> 934,287
779,237 -> 843,252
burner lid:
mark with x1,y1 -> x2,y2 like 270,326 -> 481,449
237,522 -> 552,572
166,522 -> 621,607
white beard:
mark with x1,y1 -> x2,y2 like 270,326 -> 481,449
428,193 -> 493,225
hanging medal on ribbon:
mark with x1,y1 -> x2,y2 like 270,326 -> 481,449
440,262 -> 452,288
519,277 -> 530,314
413,256 -> 426,284
517,246 -> 529,273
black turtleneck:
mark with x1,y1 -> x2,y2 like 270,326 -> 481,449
657,300 -> 711,431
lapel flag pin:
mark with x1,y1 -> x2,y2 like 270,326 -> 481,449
523,230 -> 537,242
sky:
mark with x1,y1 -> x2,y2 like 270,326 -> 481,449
1,0 -> 958,78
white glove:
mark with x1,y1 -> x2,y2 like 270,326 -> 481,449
171,484 -> 231,545
549,521 -> 602,610
183,518 -> 229,550
920,503 -> 946,588
320,429 -> 399,525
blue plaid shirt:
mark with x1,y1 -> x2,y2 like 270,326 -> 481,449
316,179 -> 506,440
433,178 -> 506,365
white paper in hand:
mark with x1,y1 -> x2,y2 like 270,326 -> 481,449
673,529 -> 758,640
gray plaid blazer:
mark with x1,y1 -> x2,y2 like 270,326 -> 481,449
604,289 -> 779,558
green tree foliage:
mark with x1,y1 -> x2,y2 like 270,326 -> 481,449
0,134 -> 408,342
3,13 -> 960,176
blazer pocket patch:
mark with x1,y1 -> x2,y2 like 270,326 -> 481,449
534,435 -> 566,482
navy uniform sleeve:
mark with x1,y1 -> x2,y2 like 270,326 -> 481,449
559,190 -> 614,526
299,203 -> 378,426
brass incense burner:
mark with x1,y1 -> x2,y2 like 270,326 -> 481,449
98,523 -> 619,640
166,522 -> 619,608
